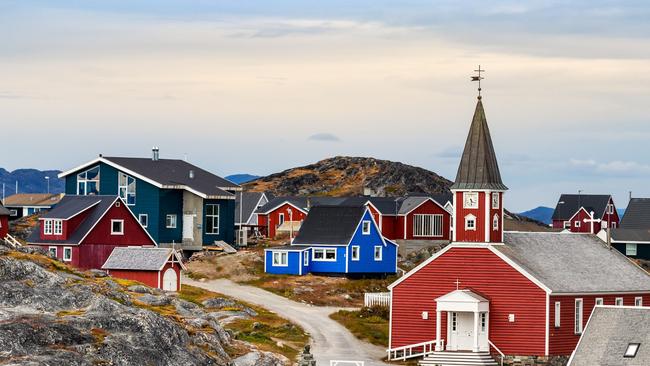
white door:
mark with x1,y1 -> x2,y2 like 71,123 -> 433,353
448,312 -> 475,351
162,268 -> 178,291
182,214 -> 194,240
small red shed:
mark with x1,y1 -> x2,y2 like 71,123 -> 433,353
102,247 -> 186,292
0,203 -> 10,239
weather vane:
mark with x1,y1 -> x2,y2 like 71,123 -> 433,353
471,65 -> 485,99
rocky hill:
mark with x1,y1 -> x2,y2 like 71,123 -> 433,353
0,168 -> 65,195
244,156 -> 452,197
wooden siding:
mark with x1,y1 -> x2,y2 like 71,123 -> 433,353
107,262 -> 182,291
455,192 -> 487,242
347,210 -> 398,274
202,199 -> 235,245
265,203 -> 307,238
380,215 -> 399,239
489,193 -> 503,242
404,200 -> 451,241
612,243 -> 650,260
0,215 -> 8,238
390,247 -> 547,356
264,250 -> 303,275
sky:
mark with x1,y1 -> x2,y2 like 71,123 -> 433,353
1,1 -> 650,211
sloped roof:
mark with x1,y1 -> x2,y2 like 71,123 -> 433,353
292,206 -> 367,245
450,99 -> 507,191
41,195 -> 100,219
256,196 -> 347,214
340,196 -> 400,215
569,306 -> 650,366
235,192 -> 266,224
2,193 -> 63,207
496,232 -> 650,293
620,198 -> 650,229
610,228 -> 650,243
552,194 -> 612,221
0,203 -> 10,216
102,247 -> 183,271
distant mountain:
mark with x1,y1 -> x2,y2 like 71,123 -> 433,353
0,168 -> 64,197
225,174 -> 261,184
518,206 -> 554,225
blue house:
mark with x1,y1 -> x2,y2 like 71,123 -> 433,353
57,149 -> 241,250
264,205 -> 398,276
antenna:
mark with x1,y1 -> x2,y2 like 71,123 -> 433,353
471,65 -> 485,99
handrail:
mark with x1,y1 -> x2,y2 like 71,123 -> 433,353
3,234 -> 21,249
488,339 -> 504,366
386,339 -> 442,361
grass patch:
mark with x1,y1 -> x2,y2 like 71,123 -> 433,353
178,284 -> 216,306
90,328 -> 109,344
330,306 -> 389,347
57,309 -> 86,317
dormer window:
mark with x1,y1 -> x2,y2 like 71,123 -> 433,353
53,220 -> 63,235
118,172 -> 136,205
44,220 -> 53,235
362,220 -> 371,235
624,343 -> 640,358
77,166 -> 100,195
465,214 -> 477,231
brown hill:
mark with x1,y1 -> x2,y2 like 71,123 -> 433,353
244,156 -> 452,197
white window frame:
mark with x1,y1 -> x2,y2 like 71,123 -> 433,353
574,221 -> 581,228
374,245 -> 382,261
63,246 -> 72,262
563,221 -> 571,229
53,219 -> 63,235
615,297 -> 623,306
362,220 -> 371,235
351,245 -> 360,261
76,166 -> 100,195
451,312 -> 457,332
625,343 -> 640,358
492,214 -> 499,231
205,204 -> 220,235
303,252 -> 309,266
312,248 -> 337,262
118,172 -> 136,206
634,297 -> 642,307
480,312 -> 487,333
574,298 -> 583,334
44,219 -> 53,235
166,214 -> 177,229
138,214 -> 148,228
278,213 -> 285,226
463,192 -> 479,209
491,192 -> 499,209
607,204 -> 615,214
413,214 -> 443,237
595,298 -> 603,306
626,243 -> 637,256
9,209 -> 17,216
272,251 -> 288,267
554,301 -> 561,327
48,246 -> 57,257
465,214 -> 476,231
111,219 -> 124,235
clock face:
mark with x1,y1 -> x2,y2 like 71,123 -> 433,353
464,192 -> 479,208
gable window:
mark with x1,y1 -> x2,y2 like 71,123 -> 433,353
463,192 -> 479,209
272,251 -> 288,267
615,297 -> 623,306
166,214 -> 177,229
362,220 -> 371,235
43,219 -> 53,235
206,204 -> 220,235
465,214 -> 476,231
635,297 -> 643,307
611,222 -> 617,228
492,214 -> 499,231
53,220 -> 63,235
554,302 -> 561,327
312,248 -> 336,261
625,343 -> 640,358
374,246 -> 382,261
303,252 -> 309,266
48,247 -> 57,257
63,247 -> 72,262
574,221 -> 581,228
351,246 -> 360,261
595,298 -> 603,306
563,221 -> 571,229
138,214 -> 148,228
77,166 -> 100,195
413,214 -> 443,237
607,204 -> 615,214
574,299 -> 583,334
111,220 -> 124,235
491,193 -> 499,209
118,172 -> 136,205
626,244 -> 637,256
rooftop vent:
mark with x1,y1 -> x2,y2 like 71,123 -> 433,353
152,147 -> 160,161
189,170 -> 195,179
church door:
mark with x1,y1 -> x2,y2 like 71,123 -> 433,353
448,312 -> 475,351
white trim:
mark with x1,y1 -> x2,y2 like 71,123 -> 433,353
484,191 -> 490,242
271,251 -> 289,267
412,213 -> 444,237
452,193 -> 457,242
487,245 -> 552,294
553,291 -> 650,296
351,245 -> 360,261
263,247 -> 310,253
491,192 -> 500,209
554,301 -> 561,327
166,214 -> 177,229
374,245 -> 382,261
48,246 -> 58,257
118,171 -> 137,206
574,298 -> 583,335
492,213 -> 499,231
635,297 -> 643,306
63,246 -> 73,262
545,293 -> 550,355
362,220 -> 371,235
400,197 -> 449,216
464,214 -> 477,231
38,200 -> 101,221
257,201 -> 308,215
312,248 -> 337,262
110,219 -> 125,235
595,298 -> 603,306
615,297 -> 623,306
138,214 -> 148,228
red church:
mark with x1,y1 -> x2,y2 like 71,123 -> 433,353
387,94 -> 650,365
27,195 -> 156,270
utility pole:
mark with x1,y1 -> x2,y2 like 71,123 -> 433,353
45,176 -> 50,194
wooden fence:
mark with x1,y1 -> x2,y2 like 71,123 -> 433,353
364,292 -> 390,307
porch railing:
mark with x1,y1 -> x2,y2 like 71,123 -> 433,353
488,339 -> 504,366
364,292 -> 390,307
387,339 -> 442,361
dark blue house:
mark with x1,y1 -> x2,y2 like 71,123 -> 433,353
58,149 -> 240,250
602,197 -> 650,260
264,205 -> 398,276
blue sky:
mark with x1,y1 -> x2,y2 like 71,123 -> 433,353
1,1 -> 650,211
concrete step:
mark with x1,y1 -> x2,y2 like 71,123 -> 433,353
420,351 -> 499,366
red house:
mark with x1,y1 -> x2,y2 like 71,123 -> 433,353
102,247 -> 186,292
0,203 -> 10,239
551,194 -> 620,233
387,95 -> 650,365
255,196 -> 346,238
26,195 -> 156,270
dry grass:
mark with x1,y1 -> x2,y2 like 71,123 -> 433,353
329,307 -> 389,347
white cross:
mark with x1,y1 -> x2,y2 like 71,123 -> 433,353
583,211 -> 601,234
455,278 -> 461,290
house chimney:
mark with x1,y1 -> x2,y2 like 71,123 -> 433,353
152,147 -> 159,161
189,170 -> 195,179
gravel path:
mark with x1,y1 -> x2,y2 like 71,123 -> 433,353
184,277 -> 392,366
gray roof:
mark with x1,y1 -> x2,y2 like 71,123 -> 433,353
569,306 -> 650,366
340,197 -> 401,215
0,203 -> 10,216
450,99 -> 507,191
497,232 -> 650,293
256,196 -> 347,214
552,194 -> 613,221
102,247 -> 179,271
621,198 -> 650,229
611,228 -> 650,243
292,206 -> 367,245
235,192 -> 266,224
264,245 -> 312,251
103,157 -> 238,199
398,196 -> 430,214
41,195 -> 101,219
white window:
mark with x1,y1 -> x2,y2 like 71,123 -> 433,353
451,312 -> 457,331
9,209 -> 17,216
615,297 -> 623,306
63,247 -> 72,262
351,246 -> 360,261
312,248 -> 336,261
111,220 -> 124,235
166,214 -> 177,228
607,204 -> 615,214
611,222 -> 617,228
574,298 -> 583,334
492,214 -> 499,231
575,221 -> 581,228
48,246 -> 57,257
272,251 -> 288,267
278,213 -> 285,226
118,172 -> 136,205
626,244 -> 637,256
44,219 -> 53,235
465,214 -> 476,231
53,220 -> 63,235
303,252 -> 309,266
139,214 -> 148,228
480,313 -> 487,332
362,220 -> 371,235
413,214 -> 443,237
77,166 -> 100,195
374,246 -> 382,261
554,302 -> 561,327
625,343 -> 640,358
206,204 -> 220,235
491,192 -> 499,209
595,298 -> 603,306
563,221 -> 571,229
635,297 -> 642,307
463,192 -> 479,209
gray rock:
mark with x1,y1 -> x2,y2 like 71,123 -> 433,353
173,299 -> 202,317
88,269 -> 108,278
202,297 -> 236,309
138,294 -> 171,306
234,350 -> 286,366
127,285 -> 152,294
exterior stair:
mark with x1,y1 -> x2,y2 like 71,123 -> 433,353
419,351 -> 499,366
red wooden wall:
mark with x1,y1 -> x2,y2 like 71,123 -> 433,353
263,203 -> 307,238
455,192 -> 487,242
0,215 -> 8,238
489,193 -> 503,243
404,200 -> 451,241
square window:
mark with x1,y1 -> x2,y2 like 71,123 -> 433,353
48,247 -> 57,257
615,298 -> 623,306
63,247 -> 72,262
272,251 -> 288,266
362,220 -> 371,235
111,220 -> 124,235
626,243 -> 638,256
635,297 -> 642,307
351,246 -> 360,261
374,246 -> 382,261
624,343 -> 640,358
43,219 -> 53,235
166,215 -> 177,229
139,214 -> 148,228
595,298 -> 603,306
575,221 -> 581,228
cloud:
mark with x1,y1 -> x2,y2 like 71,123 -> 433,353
434,146 -> 463,159
308,133 -> 340,142
569,158 -> 650,176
